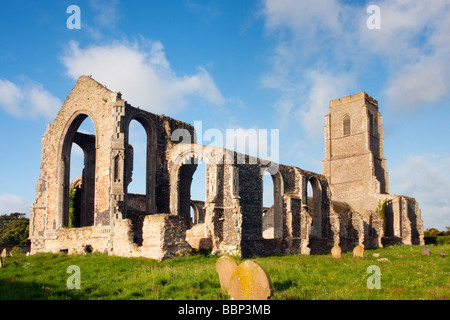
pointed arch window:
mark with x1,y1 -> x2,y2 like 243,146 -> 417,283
343,115 -> 351,136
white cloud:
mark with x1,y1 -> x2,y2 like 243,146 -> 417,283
0,78 -> 61,119
298,71 -> 355,138
389,155 -> 450,230
263,0 -> 346,40
358,1 -> 450,110
61,39 -> 225,114
260,0 -> 450,130
385,52 -> 450,110
0,79 -> 23,117
0,194 -> 30,216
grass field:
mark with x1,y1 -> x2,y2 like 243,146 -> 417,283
0,244 -> 448,300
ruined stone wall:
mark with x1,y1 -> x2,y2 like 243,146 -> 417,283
30,76 -> 121,253
113,214 -> 191,261
30,77 -> 423,260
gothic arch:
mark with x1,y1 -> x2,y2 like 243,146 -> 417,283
124,113 -> 157,213
261,167 -> 284,239
307,176 -> 323,238
57,111 -> 98,229
343,114 -> 351,136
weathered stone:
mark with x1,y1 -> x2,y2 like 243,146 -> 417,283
1,249 -> 7,258
353,245 -> 364,259
0,257 -> 2,268
28,76 -> 425,260
331,246 -> 342,259
185,223 -> 212,250
377,258 -> 389,262
422,248 -> 431,256
215,255 -> 238,292
324,92 -> 424,248
373,253 -> 380,257
227,260 -> 273,300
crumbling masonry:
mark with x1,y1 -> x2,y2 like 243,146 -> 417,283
29,76 -> 424,260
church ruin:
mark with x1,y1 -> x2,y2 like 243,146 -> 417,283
29,76 -> 424,260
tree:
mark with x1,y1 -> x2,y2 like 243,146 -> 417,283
444,226 -> 450,236
0,213 -> 30,246
424,228 -> 443,237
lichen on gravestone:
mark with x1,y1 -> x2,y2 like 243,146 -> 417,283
227,260 -> 273,300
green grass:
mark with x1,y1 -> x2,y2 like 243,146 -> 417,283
0,245 -> 448,300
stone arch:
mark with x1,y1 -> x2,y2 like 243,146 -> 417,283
190,200 -> 205,225
124,113 -> 157,213
57,111 -> 98,229
307,176 -> 323,238
261,167 -> 284,239
170,145 -> 202,226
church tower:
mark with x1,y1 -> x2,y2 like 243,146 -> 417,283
322,92 -> 389,212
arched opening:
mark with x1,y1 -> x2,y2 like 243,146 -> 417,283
189,160 -> 206,227
124,116 -> 156,245
384,201 -> 394,237
262,171 -> 274,239
307,177 -> 322,238
343,115 -> 351,136
176,157 -> 202,229
59,114 -> 96,228
127,119 -> 146,195
262,169 -> 283,239
125,116 -> 156,214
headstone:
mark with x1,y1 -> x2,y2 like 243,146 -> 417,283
215,255 -> 238,292
228,260 -> 273,300
353,245 -> 364,259
372,253 -> 380,258
440,250 -> 447,258
0,257 -> 2,268
331,246 -> 341,259
377,258 -> 389,262
422,248 -> 431,256
1,249 -> 7,258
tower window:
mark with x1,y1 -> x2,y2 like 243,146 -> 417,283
343,115 -> 351,136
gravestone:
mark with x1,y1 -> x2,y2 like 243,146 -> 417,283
215,255 -> 238,292
353,245 -> 364,259
331,246 -> 341,259
422,248 -> 431,256
440,250 -> 447,258
0,257 -> 2,268
227,260 -> 273,300
1,249 -> 7,258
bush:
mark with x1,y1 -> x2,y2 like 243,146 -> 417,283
424,235 -> 450,245
436,236 -> 450,245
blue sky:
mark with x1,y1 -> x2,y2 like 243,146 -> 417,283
0,0 -> 449,230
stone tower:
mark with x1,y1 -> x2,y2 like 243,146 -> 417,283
323,92 -> 424,246
322,92 -> 389,212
